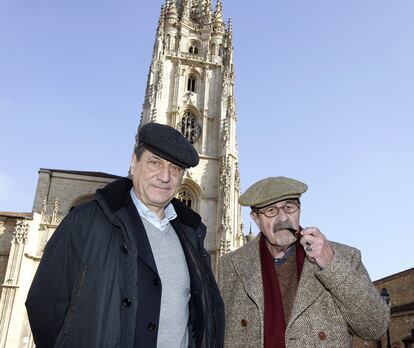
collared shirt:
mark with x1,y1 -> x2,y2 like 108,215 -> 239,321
130,188 -> 177,231
273,243 -> 296,266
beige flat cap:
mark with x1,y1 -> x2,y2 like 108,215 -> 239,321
239,176 -> 308,208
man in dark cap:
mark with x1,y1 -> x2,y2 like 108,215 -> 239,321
26,123 -> 224,348
218,176 -> 389,348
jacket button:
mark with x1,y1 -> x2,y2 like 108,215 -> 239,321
153,278 -> 160,286
318,331 -> 327,340
240,319 -> 248,327
120,245 -> 128,254
122,298 -> 131,307
148,322 -> 156,331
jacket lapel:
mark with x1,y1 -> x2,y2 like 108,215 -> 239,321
117,197 -> 158,275
228,234 -> 326,331
95,178 -> 159,275
287,259 -> 325,328
231,235 -> 264,316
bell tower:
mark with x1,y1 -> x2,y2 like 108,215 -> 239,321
137,0 -> 244,269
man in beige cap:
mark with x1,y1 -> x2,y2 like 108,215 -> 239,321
218,176 -> 390,348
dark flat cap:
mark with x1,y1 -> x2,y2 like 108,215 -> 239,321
137,123 -> 199,168
239,176 -> 308,208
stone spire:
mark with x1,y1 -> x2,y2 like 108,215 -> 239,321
213,0 -> 223,23
227,17 -> 233,41
152,5 -> 165,60
202,0 -> 212,23
181,0 -> 191,21
212,0 -> 225,36
226,17 -> 234,63
165,0 -> 178,19
157,5 -> 166,32
246,223 -> 255,242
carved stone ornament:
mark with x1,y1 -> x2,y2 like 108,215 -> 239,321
41,197 -> 63,226
204,68 -> 212,81
219,155 -> 232,236
183,91 -> 196,105
227,95 -> 236,119
12,222 -> 29,244
235,162 -> 240,190
219,238 -> 231,256
191,0 -> 202,21
211,55 -> 222,65
222,119 -> 229,147
41,196 -> 47,216
180,52 -> 204,62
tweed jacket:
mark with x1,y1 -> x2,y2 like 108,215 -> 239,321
218,234 -> 390,348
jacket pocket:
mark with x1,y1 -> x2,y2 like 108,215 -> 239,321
61,267 -> 96,337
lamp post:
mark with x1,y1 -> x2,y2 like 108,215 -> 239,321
380,288 -> 391,348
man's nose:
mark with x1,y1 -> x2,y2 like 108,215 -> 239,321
275,208 -> 288,221
158,165 -> 171,182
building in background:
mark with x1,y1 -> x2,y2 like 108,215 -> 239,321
353,267 -> 414,348
0,169 -> 120,347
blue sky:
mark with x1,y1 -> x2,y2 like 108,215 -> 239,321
1,0 -> 413,280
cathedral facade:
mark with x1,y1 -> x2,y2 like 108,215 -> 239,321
0,1 -> 243,346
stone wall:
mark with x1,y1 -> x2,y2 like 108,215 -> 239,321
0,218 -> 13,298
33,169 -> 120,217
353,268 -> 414,348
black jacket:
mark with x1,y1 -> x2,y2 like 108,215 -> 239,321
26,177 -> 224,348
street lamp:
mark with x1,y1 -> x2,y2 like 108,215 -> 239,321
380,288 -> 391,348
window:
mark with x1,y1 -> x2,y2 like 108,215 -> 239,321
189,43 -> 199,54
179,111 -> 201,144
187,74 -> 196,92
177,190 -> 192,208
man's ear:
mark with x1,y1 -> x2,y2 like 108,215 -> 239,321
250,210 -> 260,228
130,153 -> 137,174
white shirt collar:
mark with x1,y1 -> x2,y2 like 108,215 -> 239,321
130,188 -> 177,231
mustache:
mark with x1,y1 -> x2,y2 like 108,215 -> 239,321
272,221 -> 297,233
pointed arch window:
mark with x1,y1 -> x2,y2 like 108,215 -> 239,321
189,42 -> 199,55
177,190 -> 192,209
187,74 -> 196,92
179,111 -> 201,144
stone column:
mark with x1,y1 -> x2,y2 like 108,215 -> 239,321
0,221 -> 29,347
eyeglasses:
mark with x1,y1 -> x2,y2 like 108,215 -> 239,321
254,201 -> 300,218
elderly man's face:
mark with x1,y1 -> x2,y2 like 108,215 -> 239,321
251,199 -> 301,248
130,150 -> 184,217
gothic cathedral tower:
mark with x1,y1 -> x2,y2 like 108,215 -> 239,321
137,0 -> 244,270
